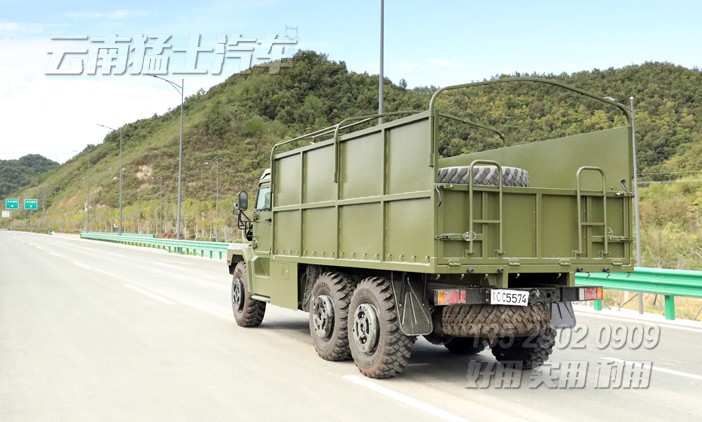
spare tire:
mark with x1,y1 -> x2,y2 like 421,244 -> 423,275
442,304 -> 550,338
438,166 -> 529,187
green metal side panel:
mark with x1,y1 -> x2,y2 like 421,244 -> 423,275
387,122 -> 433,194
340,131 -> 384,199
541,194 -> 579,258
502,194 -> 536,258
274,210 -> 301,255
275,153 -> 301,206
339,203 -> 383,261
302,207 -> 336,258
304,145 -> 336,203
385,198 -> 433,263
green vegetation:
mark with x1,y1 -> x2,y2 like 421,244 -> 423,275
2,51 -> 702,267
0,154 -> 58,198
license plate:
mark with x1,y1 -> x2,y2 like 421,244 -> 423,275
490,289 -> 529,306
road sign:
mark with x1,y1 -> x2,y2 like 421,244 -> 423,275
5,198 -> 19,209
1,210 -> 10,218
24,199 -> 38,210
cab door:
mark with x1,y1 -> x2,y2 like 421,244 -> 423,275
252,183 -> 272,256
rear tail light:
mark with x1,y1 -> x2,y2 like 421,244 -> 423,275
579,286 -> 603,301
435,289 -> 467,305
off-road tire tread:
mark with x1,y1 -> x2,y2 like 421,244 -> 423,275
309,272 -> 355,361
349,277 -> 415,379
442,304 -> 550,338
232,262 -> 266,328
438,166 -> 529,187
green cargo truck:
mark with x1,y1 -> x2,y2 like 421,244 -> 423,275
227,78 -> 633,378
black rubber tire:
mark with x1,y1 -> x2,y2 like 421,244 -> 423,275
309,272 -> 354,361
438,166 -> 529,187
491,327 -> 557,369
442,304 -> 550,338
444,337 -> 488,355
232,262 -> 266,327
348,277 -> 415,379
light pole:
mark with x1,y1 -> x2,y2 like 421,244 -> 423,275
153,176 -> 164,234
205,160 -> 220,240
379,0 -> 384,124
98,124 -> 123,235
148,74 -> 184,240
84,175 -> 90,232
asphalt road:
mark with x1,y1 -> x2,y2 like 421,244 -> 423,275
1,230 -> 701,421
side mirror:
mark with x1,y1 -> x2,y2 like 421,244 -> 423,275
235,191 -> 248,212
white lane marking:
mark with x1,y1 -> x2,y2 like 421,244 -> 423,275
36,246 -> 44,250
50,252 -> 62,257
124,283 -> 176,305
73,261 -> 92,270
343,375 -> 470,422
109,252 -> 127,258
576,310 -> 702,333
602,357 -> 702,381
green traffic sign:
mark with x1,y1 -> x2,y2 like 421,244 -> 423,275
24,199 -> 38,210
5,198 -> 19,209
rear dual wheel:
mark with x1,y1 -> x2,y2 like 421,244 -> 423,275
348,277 -> 415,379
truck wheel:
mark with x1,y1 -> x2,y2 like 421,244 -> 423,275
491,327 -> 557,369
309,272 -> 354,361
348,277 -> 415,378
444,337 -> 488,355
232,262 -> 266,327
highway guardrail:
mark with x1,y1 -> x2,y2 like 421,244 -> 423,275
78,233 -> 700,321
80,232 -> 229,260
575,267 -> 702,320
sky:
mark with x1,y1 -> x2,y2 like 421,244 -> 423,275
0,0 -> 700,163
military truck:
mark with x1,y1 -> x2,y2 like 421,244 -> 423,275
227,78 -> 633,378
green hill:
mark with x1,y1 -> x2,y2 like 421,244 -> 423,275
0,154 -> 58,198
3,51 -> 702,250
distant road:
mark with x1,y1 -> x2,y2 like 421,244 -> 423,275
1,231 -> 701,421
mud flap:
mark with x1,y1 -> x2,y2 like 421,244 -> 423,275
390,276 -> 433,336
549,301 -> 576,329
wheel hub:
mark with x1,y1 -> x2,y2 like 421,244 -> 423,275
352,303 -> 379,353
312,295 -> 334,339
232,278 -> 245,311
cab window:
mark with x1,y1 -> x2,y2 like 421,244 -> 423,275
255,186 -> 271,210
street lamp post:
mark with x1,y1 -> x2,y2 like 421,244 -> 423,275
156,176 -> 164,234
148,75 -> 184,240
379,0 -> 384,124
205,160 -> 220,240
85,174 -> 90,232
98,124 -> 123,235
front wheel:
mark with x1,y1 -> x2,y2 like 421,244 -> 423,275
348,277 -> 415,379
232,262 -> 266,327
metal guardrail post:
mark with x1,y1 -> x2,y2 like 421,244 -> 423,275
593,300 -> 603,311
664,296 -> 675,320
